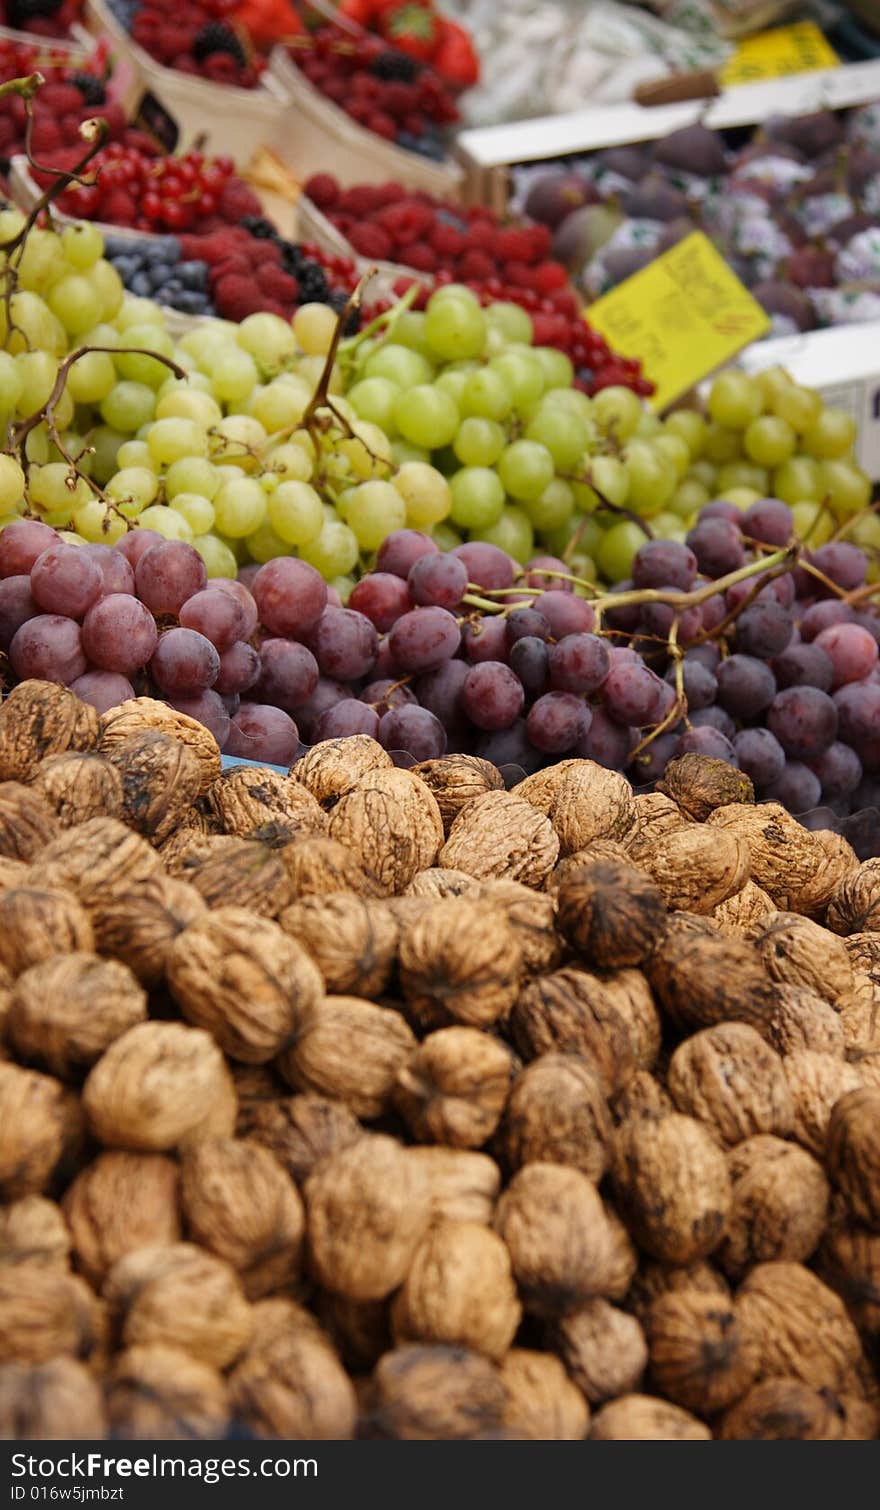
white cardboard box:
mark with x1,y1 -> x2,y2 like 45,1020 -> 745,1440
737,322 -> 880,481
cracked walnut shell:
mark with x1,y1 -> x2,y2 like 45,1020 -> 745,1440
105,1242 -> 252,1370
328,767 -> 443,892
610,1112 -> 731,1265
667,1024 -> 793,1148
180,1139 -> 304,1300
439,790 -> 559,886
0,782 -> 58,861
305,1135 -> 431,1301
639,825 -> 750,915
369,1344 -> 506,1441
206,766 -> 326,840
718,1135 -> 829,1279
493,1162 -> 616,1316
99,697 -> 220,795
30,752 -> 123,828
83,1021 -> 236,1152
499,1054 -> 612,1183
0,1357 -> 105,1440
516,760 -> 636,855
551,1299 -> 647,1406
0,1063 -> 83,1200
62,1152 -> 182,1288
0,1263 -> 102,1365
167,907 -> 323,1063
0,1196 -> 70,1271
555,860 -> 666,967
0,681 -> 98,782
279,895 -> 398,997
105,729 -> 203,844
411,755 -> 503,834
499,1349 -> 589,1441
391,1221 -> 521,1360
105,1344 -> 229,1440
398,897 -> 522,1029
7,954 -> 147,1080
241,1093 -> 362,1188
295,735 -> 392,807
827,858 -> 880,936
0,886 -> 93,977
393,1026 -> 515,1149
278,995 -> 416,1120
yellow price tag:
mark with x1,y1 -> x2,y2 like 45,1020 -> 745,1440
586,232 -> 771,413
721,21 -> 839,86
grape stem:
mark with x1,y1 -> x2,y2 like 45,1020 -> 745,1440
557,468 -> 655,544
591,543 -> 797,612
338,281 -> 419,369
300,269 -> 375,451
630,614 -> 686,764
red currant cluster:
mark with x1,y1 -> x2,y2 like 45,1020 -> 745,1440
0,37 -> 135,164
130,0 -> 263,88
52,144 -> 262,232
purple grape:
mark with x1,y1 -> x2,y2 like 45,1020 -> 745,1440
30,544 -> 103,620
379,704 -> 447,761
0,576 -> 37,651
577,707 -> 637,770
461,661 -> 525,731
70,670 -> 135,713
220,694 -> 241,718
764,760 -> 822,814
475,719 -> 544,776
834,680 -> 880,748
505,607 -> 551,646
82,594 -> 159,678
151,627 -> 220,697
509,636 -> 549,699
666,659 -> 717,711
236,564 -> 261,593
743,498 -> 794,546
632,540 -> 698,591
630,732 -> 678,783
114,529 -> 163,571
526,692 -> 590,754
700,594 -> 727,634
461,615 -> 508,664
855,611 -> 880,648
603,583 -> 641,637
362,679 -> 417,716
451,542 -> 516,592
716,654 -> 777,718
800,601 -> 856,640
523,556 -> 573,591
10,615 -> 86,684
809,542 -> 867,594
677,726 -> 738,764
307,607 -> 378,681
854,775 -> 880,812
81,543 -> 135,597
602,661 -> 670,726
179,588 -> 247,652
408,553 -> 468,611
214,641 -> 261,697
537,590 -> 595,638
734,727 -> 786,787
348,572 -> 412,632
225,703 -> 300,766
639,596 -> 703,644
767,685 -> 838,759
390,606 -> 461,674
414,660 -> 469,727
808,741 -> 863,799
734,600 -> 794,658
771,642 -> 834,691
700,500 -> 742,524
685,643 -> 721,672
134,541 -> 207,617
254,639 -> 320,713
251,557 -> 327,639
0,520 -> 60,578
814,624 -> 879,688
213,579 -> 259,641
293,677 -> 353,741
686,519 -> 746,577
376,529 -> 438,579
315,700 -> 381,741
548,632 -> 611,695
169,691 -> 231,749
691,705 -> 736,739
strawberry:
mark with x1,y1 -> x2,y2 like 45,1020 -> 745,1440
432,18 -> 479,88
379,2 -> 439,65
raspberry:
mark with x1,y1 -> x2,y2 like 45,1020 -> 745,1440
214,275 -> 262,321
101,188 -> 136,225
366,111 -> 397,141
257,265 -> 299,303
348,222 -> 393,260
37,83 -> 83,115
29,119 -> 61,152
494,227 -> 535,263
528,223 -> 553,260
459,249 -> 495,282
430,222 -> 464,257
249,240 -> 283,267
373,182 -> 406,207
464,220 -> 495,252
338,185 -> 381,217
404,242 -> 438,273
503,260 -> 537,288
304,173 -> 340,210
549,288 -> 579,317
534,261 -> 569,293
219,178 -> 262,221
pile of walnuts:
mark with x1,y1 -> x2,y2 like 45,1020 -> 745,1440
1,682 -> 880,1442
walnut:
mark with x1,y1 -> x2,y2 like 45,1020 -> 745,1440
369,1344 -> 506,1440
754,912 -> 854,1005
89,874 -> 207,986
393,1026 -> 515,1148
476,880 -> 562,974
645,916 -> 776,1033
826,1087 -> 880,1231
625,791 -> 688,858
318,1292 -> 390,1374
0,886 -> 93,976
0,1196 -> 70,1270
206,765 -> 327,840
659,753 -> 755,821
782,1051 -> 864,1157
241,1093 -> 362,1187
230,1063 -> 285,1126
516,760 -> 636,855
845,932 -> 880,983
818,1221 -> 880,1339
62,1152 -> 182,1287
493,1162 -> 616,1315
176,835 -> 292,918
839,984 -> 880,1054
551,1299 -> 647,1405
295,735 -> 392,807
0,1063 -> 83,1199
391,1221 -> 521,1360
599,1199 -> 639,1301
229,1327 -> 357,1439
245,1296 -> 328,1356
712,880 -> 777,939
626,1260 -> 730,1326
767,985 -> 846,1057
158,826 -> 217,875
789,829 -> 861,919
411,755 -> 504,834
548,841 -> 635,889
7,954 -> 147,1079
499,1054 -> 611,1182
0,1356 -> 105,1439
589,1394 -> 711,1440
598,969 -> 662,1070
498,1349 -> 589,1440
83,1021 -> 236,1152
30,751 -> 123,827
278,835 -> 386,899
99,697 -> 220,795
610,1112 -> 731,1265
406,867 -> 481,899
0,681 -> 98,781
398,898 -> 522,1030
0,857 -> 27,889
511,967 -> 636,1095
645,1288 -> 758,1415
718,1135 -> 829,1279
555,860 -> 666,966
167,907 -> 323,1063
328,767 -> 443,892
104,729 -> 203,843
305,1135 -> 431,1300
439,790 -> 559,886
37,816 -> 163,912
705,802 -> 826,909
736,1261 -> 863,1391
409,1147 -> 500,1226
827,858 -> 880,936
279,895 -> 398,997
640,826 -> 750,915
0,781 -> 58,861
611,1071 -> 673,1126
0,1263 -> 101,1364
180,1138 -> 304,1299
719,1378 -> 872,1440
278,995 -> 416,1119
105,1344 -> 229,1440
105,1242 -> 252,1368
667,1024 -> 793,1147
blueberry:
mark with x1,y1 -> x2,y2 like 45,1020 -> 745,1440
177,261 -> 208,289
129,273 -> 153,296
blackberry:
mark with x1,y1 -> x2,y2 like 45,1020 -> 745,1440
241,216 -> 278,241
192,22 -> 247,67
370,49 -> 419,83
72,73 -> 107,106
8,0 -> 63,20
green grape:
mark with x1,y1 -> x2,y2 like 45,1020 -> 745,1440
53,390 -> 75,433
265,443 -> 313,483
818,459 -> 871,516
435,370 -> 470,408
669,477 -> 709,520
591,385 -> 642,442
72,499 -> 128,544
707,371 -> 763,429
802,409 -> 857,460
634,412 -> 663,440
300,519 -> 360,579
449,467 -> 505,530
209,348 -> 259,405
28,462 -> 91,514
754,365 -> 792,407
531,347 -> 574,390
430,283 -> 481,307
424,296 -> 486,361
704,423 -> 742,464
650,511 -> 687,543
743,415 -> 796,467
213,477 -> 268,537
348,376 -> 401,433
456,368 -> 510,423
170,493 -> 215,536
88,427 -> 124,483
652,433 -> 691,480
484,302 -> 533,344
267,481 -> 324,546
431,521 -> 463,552
391,438 -> 430,467
299,355 -> 344,396
165,456 -> 220,500
772,384 -> 823,433
339,422 -> 393,480
393,461 -> 452,528
524,408 -> 591,471
44,275 -> 101,336
623,442 -> 676,516
347,480 -> 407,549
55,435 -> 92,477
147,417 -> 208,467
90,260 -> 124,322
720,487 -> 761,511
66,350 -> 116,405
156,388 -> 222,427
590,454 -> 629,508
596,519 -> 647,581
479,506 -> 534,564
848,512 -> 880,552
57,530 -> 87,546
115,297 -> 165,331
394,385 -> 460,449
716,462 -> 769,494
664,409 -> 707,458
525,477 -> 574,532
101,381 -> 156,433
364,344 -> 433,389
544,388 -> 594,423
16,229 -> 65,292
245,519 -> 291,563
115,326 -> 175,387
159,371 -> 212,399
547,512 -> 602,560
16,350 -> 58,414
392,311 -> 431,355
791,500 -> 835,545
83,322 -> 120,350
488,352 -> 544,412
195,532 -> 239,578
58,222 -> 101,270
497,439 -> 554,502
236,311 -> 298,370
773,455 -> 822,505
453,417 -> 505,468
106,466 -> 159,516
211,415 -> 267,468
136,505 -> 193,541
0,353 -> 22,417
23,428 -> 49,466
294,303 -> 338,356
568,554 -> 598,596
329,575 -> 354,604
0,455 -> 25,511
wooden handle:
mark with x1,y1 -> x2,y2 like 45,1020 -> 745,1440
634,69 -> 721,107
